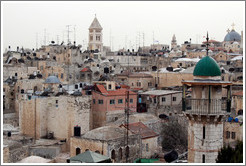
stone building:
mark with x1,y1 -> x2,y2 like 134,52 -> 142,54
70,125 -> 140,163
223,120 -> 243,147
92,82 -> 137,129
151,67 -> 194,88
115,71 -> 154,91
88,16 -> 103,52
19,95 -> 92,150
120,122 -> 159,159
139,90 -> 182,116
171,58 -> 200,68
232,91 -> 243,115
79,67 -> 93,83
182,53 -> 232,163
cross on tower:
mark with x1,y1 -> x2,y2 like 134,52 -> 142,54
231,23 -> 235,30
227,28 -> 230,33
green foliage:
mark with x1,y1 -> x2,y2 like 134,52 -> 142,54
161,120 -> 187,152
216,141 -> 243,163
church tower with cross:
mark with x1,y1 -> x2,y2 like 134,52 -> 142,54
223,23 -> 242,53
182,33 -> 232,163
88,15 -> 103,52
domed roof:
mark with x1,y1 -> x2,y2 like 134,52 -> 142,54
193,56 -> 221,76
224,30 -> 241,42
44,76 -> 61,84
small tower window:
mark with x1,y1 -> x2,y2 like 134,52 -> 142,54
203,126 -> 206,139
202,154 -> 205,163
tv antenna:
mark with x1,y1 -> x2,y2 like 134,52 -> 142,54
66,25 -> 72,45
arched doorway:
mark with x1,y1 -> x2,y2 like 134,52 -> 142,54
76,147 -> 81,155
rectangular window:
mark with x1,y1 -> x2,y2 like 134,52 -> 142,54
162,97 -> 166,102
93,99 -> 96,104
118,99 -> 123,104
130,99 -> 133,103
108,84 -> 112,89
110,99 -> 115,105
202,154 -> 205,163
81,74 -> 85,78
172,97 -> 176,101
154,98 -> 157,104
146,143 -> 149,152
56,100 -> 58,107
98,100 -> 103,104
61,73 -> 63,79
226,131 -> 230,139
231,132 -> 236,139
203,126 -> 205,139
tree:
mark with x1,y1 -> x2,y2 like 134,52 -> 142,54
160,120 -> 188,153
216,141 -> 243,163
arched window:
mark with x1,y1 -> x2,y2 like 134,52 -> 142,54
85,149 -> 89,151
111,149 -> 116,160
125,146 -> 129,158
95,150 -> 100,154
76,147 -> 81,155
118,148 -> 123,160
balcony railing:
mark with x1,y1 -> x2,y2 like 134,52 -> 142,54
183,98 -> 230,115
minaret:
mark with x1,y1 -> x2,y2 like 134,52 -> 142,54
171,34 -> 177,51
88,15 -> 103,52
182,33 -> 232,163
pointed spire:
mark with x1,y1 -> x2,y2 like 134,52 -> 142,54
89,15 -> 102,30
206,32 -> 209,56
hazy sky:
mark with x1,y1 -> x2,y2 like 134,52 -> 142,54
2,1 -> 245,51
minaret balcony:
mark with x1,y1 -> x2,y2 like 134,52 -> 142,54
183,98 -> 230,115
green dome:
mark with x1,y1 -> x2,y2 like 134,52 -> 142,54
193,56 -> 221,76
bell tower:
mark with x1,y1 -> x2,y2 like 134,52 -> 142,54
88,15 -> 103,52
171,34 -> 177,51
182,33 -> 232,163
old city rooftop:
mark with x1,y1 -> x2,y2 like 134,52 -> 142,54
95,84 -> 136,96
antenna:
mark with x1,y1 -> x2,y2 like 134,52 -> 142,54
206,32 -> 209,56
109,29 -> 112,51
74,25 -> 76,43
44,28 -> 46,45
36,33 -> 38,49
57,35 -> 59,45
66,25 -> 72,45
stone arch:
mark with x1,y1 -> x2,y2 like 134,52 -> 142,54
111,149 -> 116,160
76,147 -> 81,155
118,148 -> 123,160
125,146 -> 129,158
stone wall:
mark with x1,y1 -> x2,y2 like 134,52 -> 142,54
19,95 -> 91,150
187,120 -> 223,163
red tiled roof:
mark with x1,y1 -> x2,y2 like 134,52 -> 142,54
80,68 -> 92,72
95,84 -> 137,96
232,91 -> 243,96
107,88 -> 136,96
95,84 -> 108,94
120,85 -> 130,89
121,122 -> 158,139
203,40 -> 220,43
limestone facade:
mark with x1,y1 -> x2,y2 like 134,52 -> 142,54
19,95 -> 92,149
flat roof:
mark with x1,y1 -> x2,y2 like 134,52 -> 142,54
140,90 -> 182,96
182,79 -> 232,86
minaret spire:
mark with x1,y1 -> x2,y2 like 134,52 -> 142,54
206,31 -> 209,56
